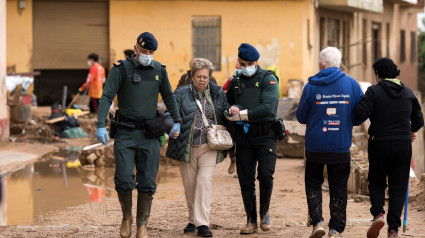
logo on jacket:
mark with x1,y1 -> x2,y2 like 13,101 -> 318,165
255,82 -> 259,87
322,127 -> 328,132
323,120 -> 327,125
326,108 -> 336,115
155,75 -> 159,81
316,94 -> 322,100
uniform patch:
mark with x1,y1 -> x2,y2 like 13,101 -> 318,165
155,75 -> 159,81
113,61 -> 121,66
255,82 -> 260,87
270,81 -> 276,84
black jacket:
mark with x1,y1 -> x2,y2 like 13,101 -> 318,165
354,80 -> 424,141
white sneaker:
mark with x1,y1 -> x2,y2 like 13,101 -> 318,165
329,228 -> 343,238
309,222 -> 326,238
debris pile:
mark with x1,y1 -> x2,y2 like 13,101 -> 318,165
410,173 -> 425,210
79,143 -> 115,168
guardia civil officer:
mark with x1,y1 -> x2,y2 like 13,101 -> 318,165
225,43 -> 279,234
96,32 -> 181,238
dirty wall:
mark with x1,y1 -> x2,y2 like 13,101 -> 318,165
105,0 -> 314,94
1,0 -> 9,141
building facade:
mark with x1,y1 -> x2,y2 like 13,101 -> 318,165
5,0 -> 424,105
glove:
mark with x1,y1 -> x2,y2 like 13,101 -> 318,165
169,123 -> 181,138
236,121 -> 250,133
224,109 -> 249,121
96,127 -> 110,145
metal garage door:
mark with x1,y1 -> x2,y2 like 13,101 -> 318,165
33,0 -> 109,69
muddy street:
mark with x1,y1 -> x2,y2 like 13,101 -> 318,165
1,158 -> 424,238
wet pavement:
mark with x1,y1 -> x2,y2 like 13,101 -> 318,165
0,147 -> 176,226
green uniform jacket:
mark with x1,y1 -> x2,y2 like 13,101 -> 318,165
97,57 -> 181,128
226,65 -> 279,122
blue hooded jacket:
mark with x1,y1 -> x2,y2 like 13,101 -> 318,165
296,67 -> 363,153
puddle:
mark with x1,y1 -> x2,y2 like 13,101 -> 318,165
0,147 -> 178,226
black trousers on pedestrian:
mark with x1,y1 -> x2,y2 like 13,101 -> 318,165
89,97 -> 101,113
368,140 -> 411,233
305,152 -> 350,233
236,129 -> 277,193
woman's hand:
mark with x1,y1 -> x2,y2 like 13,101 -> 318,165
229,106 -> 240,116
411,131 -> 417,142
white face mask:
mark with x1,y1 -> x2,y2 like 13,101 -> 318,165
241,65 -> 256,77
138,54 -> 153,66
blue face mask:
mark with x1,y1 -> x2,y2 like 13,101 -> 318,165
138,54 -> 153,66
241,65 -> 256,77
234,69 -> 241,76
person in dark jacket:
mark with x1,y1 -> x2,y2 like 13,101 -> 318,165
166,58 -> 229,237
296,47 -> 363,238
226,43 -> 279,235
353,58 -> 424,238
177,58 -> 217,88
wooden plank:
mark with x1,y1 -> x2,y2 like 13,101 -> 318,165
66,93 -> 80,109
46,111 -> 90,124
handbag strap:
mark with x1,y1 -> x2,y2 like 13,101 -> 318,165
194,97 -> 210,128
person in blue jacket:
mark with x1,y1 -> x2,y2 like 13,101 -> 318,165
296,47 -> 363,238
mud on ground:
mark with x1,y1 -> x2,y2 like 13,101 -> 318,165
1,158 -> 425,238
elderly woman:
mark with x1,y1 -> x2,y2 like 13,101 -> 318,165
166,58 -> 229,237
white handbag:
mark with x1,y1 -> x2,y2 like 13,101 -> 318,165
194,97 -> 233,150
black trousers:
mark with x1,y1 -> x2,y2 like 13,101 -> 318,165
89,97 -> 101,113
236,129 -> 277,192
368,140 -> 411,233
305,158 -> 350,233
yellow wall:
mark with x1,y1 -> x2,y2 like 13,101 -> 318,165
6,0 -> 33,73
110,0 -> 311,95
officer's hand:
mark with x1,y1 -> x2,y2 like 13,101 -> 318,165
224,111 -> 241,121
411,131 -> 417,142
169,123 -> 181,139
96,127 -> 110,145
229,106 -> 240,116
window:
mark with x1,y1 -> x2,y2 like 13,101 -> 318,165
372,22 -> 382,62
362,19 -> 367,65
411,31 -> 416,63
327,18 -> 340,47
192,16 -> 222,71
342,20 -> 350,67
400,30 -> 406,63
386,23 -> 390,57
319,16 -> 351,69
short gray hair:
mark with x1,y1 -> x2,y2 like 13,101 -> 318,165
191,58 -> 214,77
319,47 -> 342,68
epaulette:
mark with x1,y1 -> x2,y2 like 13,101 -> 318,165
113,60 -> 123,67
161,64 -> 166,68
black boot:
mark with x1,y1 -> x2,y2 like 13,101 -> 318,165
117,192 -> 133,238
240,191 -> 258,234
136,193 -> 153,238
259,189 -> 272,231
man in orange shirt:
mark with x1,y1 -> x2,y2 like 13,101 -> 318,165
79,53 -> 106,113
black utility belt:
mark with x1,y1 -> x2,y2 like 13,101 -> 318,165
118,115 -> 165,138
118,117 -> 146,129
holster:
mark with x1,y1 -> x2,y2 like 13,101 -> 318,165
109,112 -> 118,139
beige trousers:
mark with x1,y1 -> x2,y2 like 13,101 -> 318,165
179,144 -> 217,227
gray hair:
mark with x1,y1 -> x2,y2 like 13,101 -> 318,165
191,58 -> 214,77
319,47 -> 342,68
